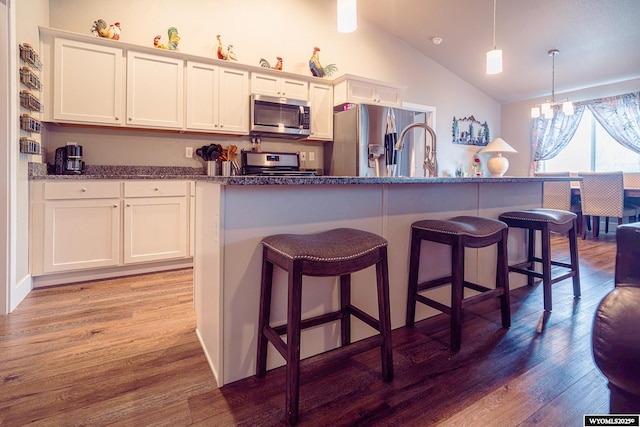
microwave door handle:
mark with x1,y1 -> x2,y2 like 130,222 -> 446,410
299,106 -> 304,129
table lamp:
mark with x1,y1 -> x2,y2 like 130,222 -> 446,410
480,137 -> 518,177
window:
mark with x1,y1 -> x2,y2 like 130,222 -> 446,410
543,109 -> 640,172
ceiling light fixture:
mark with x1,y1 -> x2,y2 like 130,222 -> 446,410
431,36 -> 443,45
531,49 -> 574,119
486,0 -> 502,74
337,0 -> 357,33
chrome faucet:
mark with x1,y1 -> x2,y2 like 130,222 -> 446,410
395,122 -> 438,177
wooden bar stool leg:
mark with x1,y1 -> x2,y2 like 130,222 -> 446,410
406,229 -> 422,327
541,226 -> 553,311
527,228 -> 536,286
450,240 -> 464,352
286,262 -> 303,426
256,251 -> 274,378
376,248 -> 393,382
569,220 -> 581,298
498,230 -> 511,328
340,274 -> 351,346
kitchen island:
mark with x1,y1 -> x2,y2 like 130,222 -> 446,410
193,175 -> 570,386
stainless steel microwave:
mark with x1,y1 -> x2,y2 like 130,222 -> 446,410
250,94 -> 311,138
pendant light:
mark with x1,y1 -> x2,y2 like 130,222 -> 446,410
337,0 -> 357,33
531,49 -> 574,119
486,0 -> 502,74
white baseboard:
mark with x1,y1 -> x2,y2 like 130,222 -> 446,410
196,327 -> 221,387
32,259 -> 193,288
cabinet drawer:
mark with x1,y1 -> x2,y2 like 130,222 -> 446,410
124,180 -> 188,197
44,181 -> 121,200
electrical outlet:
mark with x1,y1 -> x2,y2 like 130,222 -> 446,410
300,152 -> 307,161
185,147 -> 193,158
308,151 -> 315,161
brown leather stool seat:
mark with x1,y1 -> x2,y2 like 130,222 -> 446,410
256,228 -> 393,425
498,208 -> 581,311
406,216 -> 511,351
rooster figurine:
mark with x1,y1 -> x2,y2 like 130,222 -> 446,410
309,47 -> 337,78
259,57 -> 283,71
91,19 -> 121,40
216,35 -> 237,61
153,27 -> 180,51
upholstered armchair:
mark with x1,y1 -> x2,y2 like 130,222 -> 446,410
592,222 -> 640,413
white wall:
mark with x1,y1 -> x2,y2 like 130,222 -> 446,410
501,77 -> 640,176
1,0 -> 9,314
46,0 -> 500,175
8,0 -> 49,310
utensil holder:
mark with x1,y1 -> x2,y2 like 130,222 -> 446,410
222,161 -> 232,176
206,160 -> 220,176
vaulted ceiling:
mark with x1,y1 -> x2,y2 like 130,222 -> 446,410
358,0 -> 640,104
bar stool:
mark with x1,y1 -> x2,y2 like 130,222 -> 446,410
406,216 -> 511,351
256,228 -> 393,426
498,208 -> 581,311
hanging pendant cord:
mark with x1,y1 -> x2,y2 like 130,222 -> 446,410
492,0 -> 497,49
551,51 -> 556,104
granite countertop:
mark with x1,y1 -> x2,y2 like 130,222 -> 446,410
29,163 -> 578,185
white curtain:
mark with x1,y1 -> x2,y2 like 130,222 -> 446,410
530,103 -> 586,173
529,90 -> 640,173
587,92 -> 640,154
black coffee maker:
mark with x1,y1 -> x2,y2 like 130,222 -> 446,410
54,143 -> 84,174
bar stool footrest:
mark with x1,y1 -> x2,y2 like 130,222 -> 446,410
349,305 -> 380,331
272,310 -> 344,336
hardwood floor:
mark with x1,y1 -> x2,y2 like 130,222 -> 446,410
0,233 -> 617,426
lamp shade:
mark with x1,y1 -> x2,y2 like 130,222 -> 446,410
337,0 -> 357,33
480,138 -> 517,177
486,49 -> 502,74
481,137 -> 517,154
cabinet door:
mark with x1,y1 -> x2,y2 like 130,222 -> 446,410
43,199 -> 120,273
281,78 -> 308,100
309,82 -> 333,140
123,196 -> 188,264
53,38 -> 123,125
375,85 -> 402,107
127,51 -> 184,129
346,80 -> 377,104
251,73 -> 308,100
186,61 -> 219,131
250,73 -> 281,97
217,67 -> 249,134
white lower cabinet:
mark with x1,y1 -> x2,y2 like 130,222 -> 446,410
123,185 -> 188,263
31,180 -> 192,277
43,198 -> 121,273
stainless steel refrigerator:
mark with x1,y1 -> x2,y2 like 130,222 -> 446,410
324,103 -> 433,177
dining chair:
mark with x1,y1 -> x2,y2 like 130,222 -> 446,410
578,171 -> 638,239
534,171 -> 583,234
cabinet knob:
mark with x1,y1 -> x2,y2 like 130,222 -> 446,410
115,117 -> 119,121
80,188 -> 86,192
128,118 -> 132,121
113,204 -> 118,208
126,203 -> 131,207
154,187 -> 159,191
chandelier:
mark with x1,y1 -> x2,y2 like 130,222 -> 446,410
531,49 -> 574,119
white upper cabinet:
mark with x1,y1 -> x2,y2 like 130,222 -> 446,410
250,72 -> 309,100
126,51 -> 184,129
186,61 -> 249,134
52,38 -> 124,125
308,82 -> 334,141
333,75 -> 402,107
